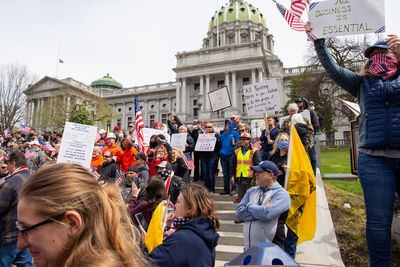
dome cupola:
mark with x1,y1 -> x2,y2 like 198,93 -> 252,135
91,73 -> 123,91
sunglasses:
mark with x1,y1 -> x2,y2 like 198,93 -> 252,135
205,126 -> 212,128
1,166 -> 6,169
103,155 -> 112,158
16,213 -> 65,240
238,129 -> 245,132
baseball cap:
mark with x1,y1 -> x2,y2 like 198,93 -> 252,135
106,133 -> 116,139
127,166 -> 139,173
29,140 -> 40,146
364,40 -> 391,58
154,122 -> 160,127
135,152 -> 147,161
128,123 -> 134,127
114,126 -> 120,131
99,129 -> 106,134
251,161 -> 279,176
155,161 -> 172,170
239,132 -> 251,139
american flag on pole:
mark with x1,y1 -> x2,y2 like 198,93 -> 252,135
40,143 -> 56,152
183,153 -> 195,170
135,94 -> 146,153
91,165 -> 101,181
276,2 -> 305,32
252,141 -> 262,151
19,124 -> 31,133
115,170 -> 124,185
290,0 -> 310,19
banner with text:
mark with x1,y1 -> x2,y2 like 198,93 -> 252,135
57,122 -> 97,169
170,133 -> 187,151
208,86 -> 232,112
243,79 -> 281,116
308,0 -> 385,38
195,133 -> 217,152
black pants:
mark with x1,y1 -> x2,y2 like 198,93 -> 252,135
193,151 -> 202,181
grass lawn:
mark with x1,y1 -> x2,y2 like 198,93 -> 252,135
324,180 -> 363,196
320,147 -> 351,174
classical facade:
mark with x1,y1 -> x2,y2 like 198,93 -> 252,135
24,0 -> 349,142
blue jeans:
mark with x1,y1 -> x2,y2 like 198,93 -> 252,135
201,157 -> 218,192
358,152 -> 400,267
0,241 -> 33,267
285,227 -> 298,258
309,136 -> 317,175
220,156 -> 236,193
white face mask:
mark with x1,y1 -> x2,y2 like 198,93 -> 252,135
309,106 -> 315,110
119,133 -> 123,138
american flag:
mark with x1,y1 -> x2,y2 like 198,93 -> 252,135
276,2 -> 305,32
115,170 -> 124,185
368,54 -> 391,74
40,143 -> 56,152
91,166 -> 101,181
25,148 -> 36,159
135,94 -> 146,153
252,141 -> 262,151
290,0 -> 310,19
95,131 -> 101,143
183,153 -> 195,170
19,124 -> 31,133
3,128 -> 9,137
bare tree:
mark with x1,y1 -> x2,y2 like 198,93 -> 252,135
0,63 -> 36,132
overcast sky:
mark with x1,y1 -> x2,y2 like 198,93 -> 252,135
1,0 -> 399,87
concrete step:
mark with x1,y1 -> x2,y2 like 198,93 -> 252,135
213,194 -> 235,201
218,231 -> 244,246
218,219 -> 244,232
216,210 -> 237,220
215,200 -> 238,210
215,260 -> 227,267
215,244 -> 244,262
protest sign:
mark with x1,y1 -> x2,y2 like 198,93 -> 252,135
308,0 -> 385,39
279,110 -> 311,127
143,128 -> 170,145
208,86 -> 231,112
243,79 -> 281,116
57,122 -> 97,169
170,133 -> 187,151
195,133 -> 217,152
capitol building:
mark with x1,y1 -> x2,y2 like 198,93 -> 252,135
24,0 -> 349,142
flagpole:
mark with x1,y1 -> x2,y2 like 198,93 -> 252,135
216,0 -> 219,47
55,44 -> 61,78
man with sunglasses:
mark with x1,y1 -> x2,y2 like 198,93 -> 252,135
0,150 -> 32,266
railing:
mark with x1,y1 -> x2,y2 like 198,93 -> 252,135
320,139 -> 351,148
100,81 -> 177,97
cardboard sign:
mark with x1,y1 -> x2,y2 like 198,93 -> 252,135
142,128 -> 170,145
243,79 -> 281,116
57,122 -> 97,169
170,133 -> 187,151
208,86 -> 232,112
308,0 -> 385,38
195,133 -> 217,152
279,110 -> 311,127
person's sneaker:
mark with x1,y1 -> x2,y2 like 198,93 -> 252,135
234,218 -> 244,224
230,190 -> 237,196
234,197 -> 240,203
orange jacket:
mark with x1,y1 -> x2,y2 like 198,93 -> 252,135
90,154 -> 103,171
103,144 -> 123,167
121,146 -> 139,172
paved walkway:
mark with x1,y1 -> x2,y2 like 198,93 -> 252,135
295,169 -> 345,267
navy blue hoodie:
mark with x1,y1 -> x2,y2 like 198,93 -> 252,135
219,119 -> 240,158
149,217 -> 219,267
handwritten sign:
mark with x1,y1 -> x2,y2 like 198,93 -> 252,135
170,133 -> 187,151
308,0 -> 385,38
142,128 -> 170,145
208,86 -> 232,112
243,79 -> 281,116
195,133 -> 217,152
57,122 -> 97,169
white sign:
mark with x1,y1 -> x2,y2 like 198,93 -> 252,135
195,133 -> 217,152
243,79 -> 281,116
57,122 -> 97,169
170,133 -> 187,151
208,86 -> 232,112
308,0 -> 385,38
279,110 -> 311,127
143,128 -> 170,145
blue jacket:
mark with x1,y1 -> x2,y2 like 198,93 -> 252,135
315,38 -> 400,149
219,119 -> 240,158
149,217 -> 219,267
260,127 -> 279,152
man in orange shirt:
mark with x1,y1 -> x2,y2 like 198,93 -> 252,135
103,133 -> 123,168
91,146 -> 103,170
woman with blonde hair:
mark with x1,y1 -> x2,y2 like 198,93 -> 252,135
149,184 -> 220,266
171,148 -> 188,180
16,163 -> 147,267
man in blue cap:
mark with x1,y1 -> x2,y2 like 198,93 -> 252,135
236,161 -> 291,250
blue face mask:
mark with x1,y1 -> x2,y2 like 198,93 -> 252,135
277,140 -> 288,150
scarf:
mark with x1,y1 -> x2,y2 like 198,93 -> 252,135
163,217 -> 190,239
368,54 -> 399,80
158,170 -> 172,181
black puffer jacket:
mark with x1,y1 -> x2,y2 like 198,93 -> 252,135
97,159 -> 120,183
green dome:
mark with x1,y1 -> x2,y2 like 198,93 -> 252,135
91,73 -> 122,91
209,0 -> 266,31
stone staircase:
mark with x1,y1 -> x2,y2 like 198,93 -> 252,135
213,176 -> 245,266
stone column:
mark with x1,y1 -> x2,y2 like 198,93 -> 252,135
225,72 -> 230,91
182,78 -> 187,114
199,75 -> 204,111
176,80 -> 181,113
258,68 -> 264,82
251,69 -> 257,85
122,102 -> 126,130
205,75 -> 210,111
235,29 -> 240,44
232,72 -> 237,109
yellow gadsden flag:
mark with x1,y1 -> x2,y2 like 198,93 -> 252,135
284,124 -> 317,245
145,200 -> 167,253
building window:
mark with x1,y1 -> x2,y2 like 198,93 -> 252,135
140,106 -> 143,110
243,77 -> 250,85
241,35 -> 247,43
127,116 -> 133,127
118,108 -> 122,112
150,115 -> 155,127
217,110 -> 225,118
117,118 -> 121,128
128,107 -> 132,111
193,99 -> 198,106
107,121 -> 111,130
161,114 -> 167,124
151,105 -> 155,109
228,36 -> 234,44
193,108 -> 199,117
194,83 -> 200,91
162,103 -> 167,108
217,80 -> 225,88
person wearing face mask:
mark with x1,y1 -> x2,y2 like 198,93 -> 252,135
30,140 -> 47,172
306,22 -> 400,267
155,161 -> 183,204
268,133 -> 289,188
